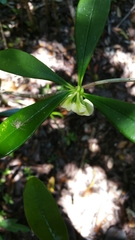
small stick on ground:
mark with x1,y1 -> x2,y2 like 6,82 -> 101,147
116,4 -> 135,28
0,21 -> 8,49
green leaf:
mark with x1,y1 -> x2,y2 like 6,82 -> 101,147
23,177 -> 69,240
75,0 -> 111,85
0,218 -> 29,233
0,0 -> 7,4
0,91 -> 69,158
0,235 -> 3,240
0,108 -> 20,117
85,93 -> 135,143
0,49 -> 72,88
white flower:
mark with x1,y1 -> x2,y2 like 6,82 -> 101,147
61,91 -> 94,116
61,94 -> 74,111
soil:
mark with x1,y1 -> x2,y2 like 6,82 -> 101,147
0,0 -> 135,239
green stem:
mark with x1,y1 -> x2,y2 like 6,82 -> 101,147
82,78 -> 135,89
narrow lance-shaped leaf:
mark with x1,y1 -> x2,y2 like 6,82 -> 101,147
0,108 -> 20,117
0,49 -> 72,88
75,0 -> 111,85
23,177 -> 69,240
84,93 -> 135,143
0,91 -> 70,158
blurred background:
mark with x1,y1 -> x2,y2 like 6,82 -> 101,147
0,0 -> 135,239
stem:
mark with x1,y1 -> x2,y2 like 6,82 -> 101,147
0,21 -> 8,49
83,78 -> 135,89
22,0 -> 35,29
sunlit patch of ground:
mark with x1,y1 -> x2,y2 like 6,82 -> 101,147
58,163 -> 122,239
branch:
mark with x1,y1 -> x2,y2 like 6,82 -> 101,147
83,78 -> 135,89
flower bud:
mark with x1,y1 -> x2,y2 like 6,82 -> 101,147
61,91 -> 94,116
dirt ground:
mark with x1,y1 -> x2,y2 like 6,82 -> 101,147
1,0 -> 135,239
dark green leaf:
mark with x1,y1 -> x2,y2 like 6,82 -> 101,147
0,49 -> 72,88
23,177 -> 69,240
0,0 -> 7,4
0,218 -> 29,233
0,235 -> 3,240
85,93 -> 135,143
75,0 -> 111,85
0,108 -> 20,117
0,91 -> 69,158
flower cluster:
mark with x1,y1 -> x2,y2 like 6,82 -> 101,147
61,87 -> 94,116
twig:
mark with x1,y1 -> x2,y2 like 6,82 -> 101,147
80,148 -> 88,169
0,90 -> 53,100
0,21 -> 8,49
22,0 -> 35,28
83,78 -> 135,89
52,0 -> 58,26
44,0 -> 49,23
116,4 -> 135,28
66,0 -> 75,23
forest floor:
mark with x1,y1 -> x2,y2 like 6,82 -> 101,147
1,0 -> 135,239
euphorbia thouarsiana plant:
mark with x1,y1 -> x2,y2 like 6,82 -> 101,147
0,0 -> 135,239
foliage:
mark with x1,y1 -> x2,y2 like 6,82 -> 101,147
0,216 -> 29,233
0,0 -> 7,5
0,168 -> 11,185
0,0 -> 135,239
23,167 -> 33,180
3,193 -> 14,205
84,93 -> 135,142
75,0 -> 111,86
23,177 -> 69,240
0,91 -> 69,157
64,132 -> 77,146
0,216 -> 29,240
